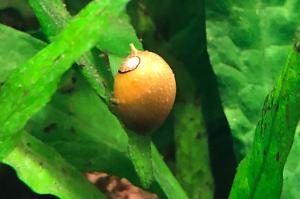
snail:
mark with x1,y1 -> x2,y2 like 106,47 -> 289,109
112,44 -> 176,133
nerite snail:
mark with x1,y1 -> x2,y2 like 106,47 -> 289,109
112,44 -> 176,133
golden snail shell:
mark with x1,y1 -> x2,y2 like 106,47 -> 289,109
113,44 -> 176,133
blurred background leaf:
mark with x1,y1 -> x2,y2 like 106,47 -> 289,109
205,0 -> 300,198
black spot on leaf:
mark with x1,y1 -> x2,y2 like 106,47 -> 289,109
59,76 -> 77,94
23,89 -> 29,96
61,168 -> 67,174
43,123 -> 57,133
276,152 -> 280,162
196,131 -> 205,140
53,55 -> 63,63
70,127 -> 76,134
294,42 -> 300,52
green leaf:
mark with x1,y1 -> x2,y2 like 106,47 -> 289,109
174,102 -> 214,199
28,0 -> 71,41
3,132 -> 106,199
151,145 -> 189,199
172,59 -> 214,199
229,42 -> 300,198
28,71 -> 133,179
127,132 -> 153,188
0,0 -> 128,159
171,50 -> 214,199
0,24 -> 46,83
0,29 -> 107,199
96,11 -> 143,57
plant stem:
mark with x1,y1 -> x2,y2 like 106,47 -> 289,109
127,130 -> 153,188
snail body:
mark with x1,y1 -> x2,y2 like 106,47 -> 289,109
113,44 -> 176,133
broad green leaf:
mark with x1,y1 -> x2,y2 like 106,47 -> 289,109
173,57 -> 214,199
0,0 -> 128,159
174,100 -> 214,199
170,44 -> 214,199
0,24 -> 46,82
27,71 -> 133,179
127,132 -> 153,188
28,0 -> 71,41
3,132 -> 106,199
0,25 -> 105,198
